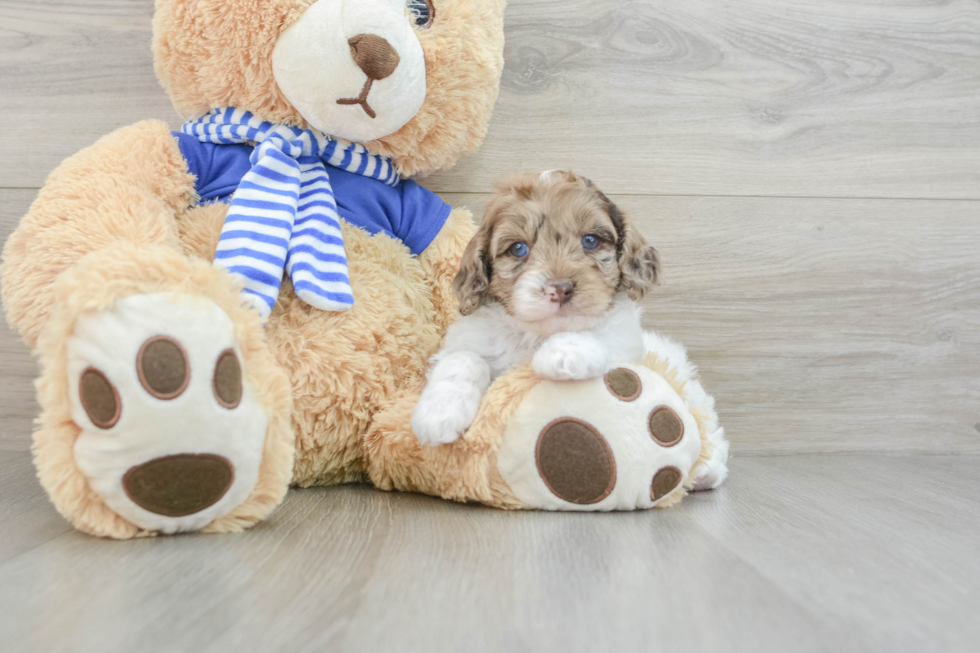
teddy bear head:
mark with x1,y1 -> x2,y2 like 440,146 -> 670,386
153,0 -> 506,176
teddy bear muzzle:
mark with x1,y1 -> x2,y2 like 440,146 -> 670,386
272,0 -> 427,142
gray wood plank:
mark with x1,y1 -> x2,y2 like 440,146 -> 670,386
0,452 -> 72,563
0,0 -> 174,188
0,190 -> 39,452
0,452 -> 977,653
1,1 -> 978,198
440,0 -> 980,197
440,192 -> 980,455
709,455 -> 980,651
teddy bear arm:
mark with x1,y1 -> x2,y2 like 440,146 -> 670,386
1,120 -> 197,345
415,207 -> 477,334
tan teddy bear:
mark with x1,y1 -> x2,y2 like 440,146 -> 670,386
1,0 -> 728,539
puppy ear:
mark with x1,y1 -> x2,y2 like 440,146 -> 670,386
620,228 -> 660,301
597,191 -> 660,301
453,215 -> 494,316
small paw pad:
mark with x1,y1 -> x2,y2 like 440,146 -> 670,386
79,367 -> 121,429
212,349 -> 243,409
137,336 -> 190,400
651,466 -> 682,501
535,418 -> 616,505
604,367 -> 642,401
648,405 -> 684,447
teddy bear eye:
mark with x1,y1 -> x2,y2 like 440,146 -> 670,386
406,0 -> 434,29
582,234 -> 600,250
509,242 -> 529,258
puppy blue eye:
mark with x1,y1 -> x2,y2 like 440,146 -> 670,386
582,234 -> 600,250
509,242 -> 529,257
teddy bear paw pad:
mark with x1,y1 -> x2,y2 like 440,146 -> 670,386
535,418 -> 616,505
67,293 -> 267,533
497,365 -> 702,511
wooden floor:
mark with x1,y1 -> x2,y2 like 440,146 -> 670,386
2,451 -> 979,652
1,1 -> 979,651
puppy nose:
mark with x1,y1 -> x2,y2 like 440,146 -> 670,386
546,281 -> 575,305
348,34 -> 400,81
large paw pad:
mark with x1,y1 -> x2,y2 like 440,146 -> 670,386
68,293 -> 267,534
123,453 -> 234,517
497,364 -> 702,511
535,418 -> 616,505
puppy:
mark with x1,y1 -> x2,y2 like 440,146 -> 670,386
411,171 -> 660,445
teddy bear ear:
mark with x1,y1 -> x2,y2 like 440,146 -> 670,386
153,0 -> 308,124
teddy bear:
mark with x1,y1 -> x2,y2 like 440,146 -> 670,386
1,0 -> 729,539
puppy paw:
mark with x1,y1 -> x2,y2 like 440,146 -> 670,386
533,332 -> 610,381
411,380 -> 483,446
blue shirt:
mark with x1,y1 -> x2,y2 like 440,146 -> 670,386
173,131 -> 451,256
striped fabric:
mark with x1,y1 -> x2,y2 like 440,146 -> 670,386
182,108 -> 399,316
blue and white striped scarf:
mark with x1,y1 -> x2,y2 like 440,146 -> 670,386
182,108 -> 400,316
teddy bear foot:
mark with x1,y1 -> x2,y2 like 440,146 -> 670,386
495,364 -> 704,511
692,427 -> 729,491
67,292 -> 269,534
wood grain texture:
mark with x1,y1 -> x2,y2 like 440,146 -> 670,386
0,452 -> 73,563
0,451 -> 977,653
440,192 -> 980,455
438,0 -> 980,197
0,0 -> 978,197
0,191 -> 39,452
0,0 -> 173,188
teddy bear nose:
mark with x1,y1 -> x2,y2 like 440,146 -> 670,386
347,34 -> 400,81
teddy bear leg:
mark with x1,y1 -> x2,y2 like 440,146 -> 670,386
363,367 -> 541,508
1,121 -> 194,347
642,331 -> 730,490
33,245 -> 294,538
366,356 -> 712,512
1,121 -> 294,537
